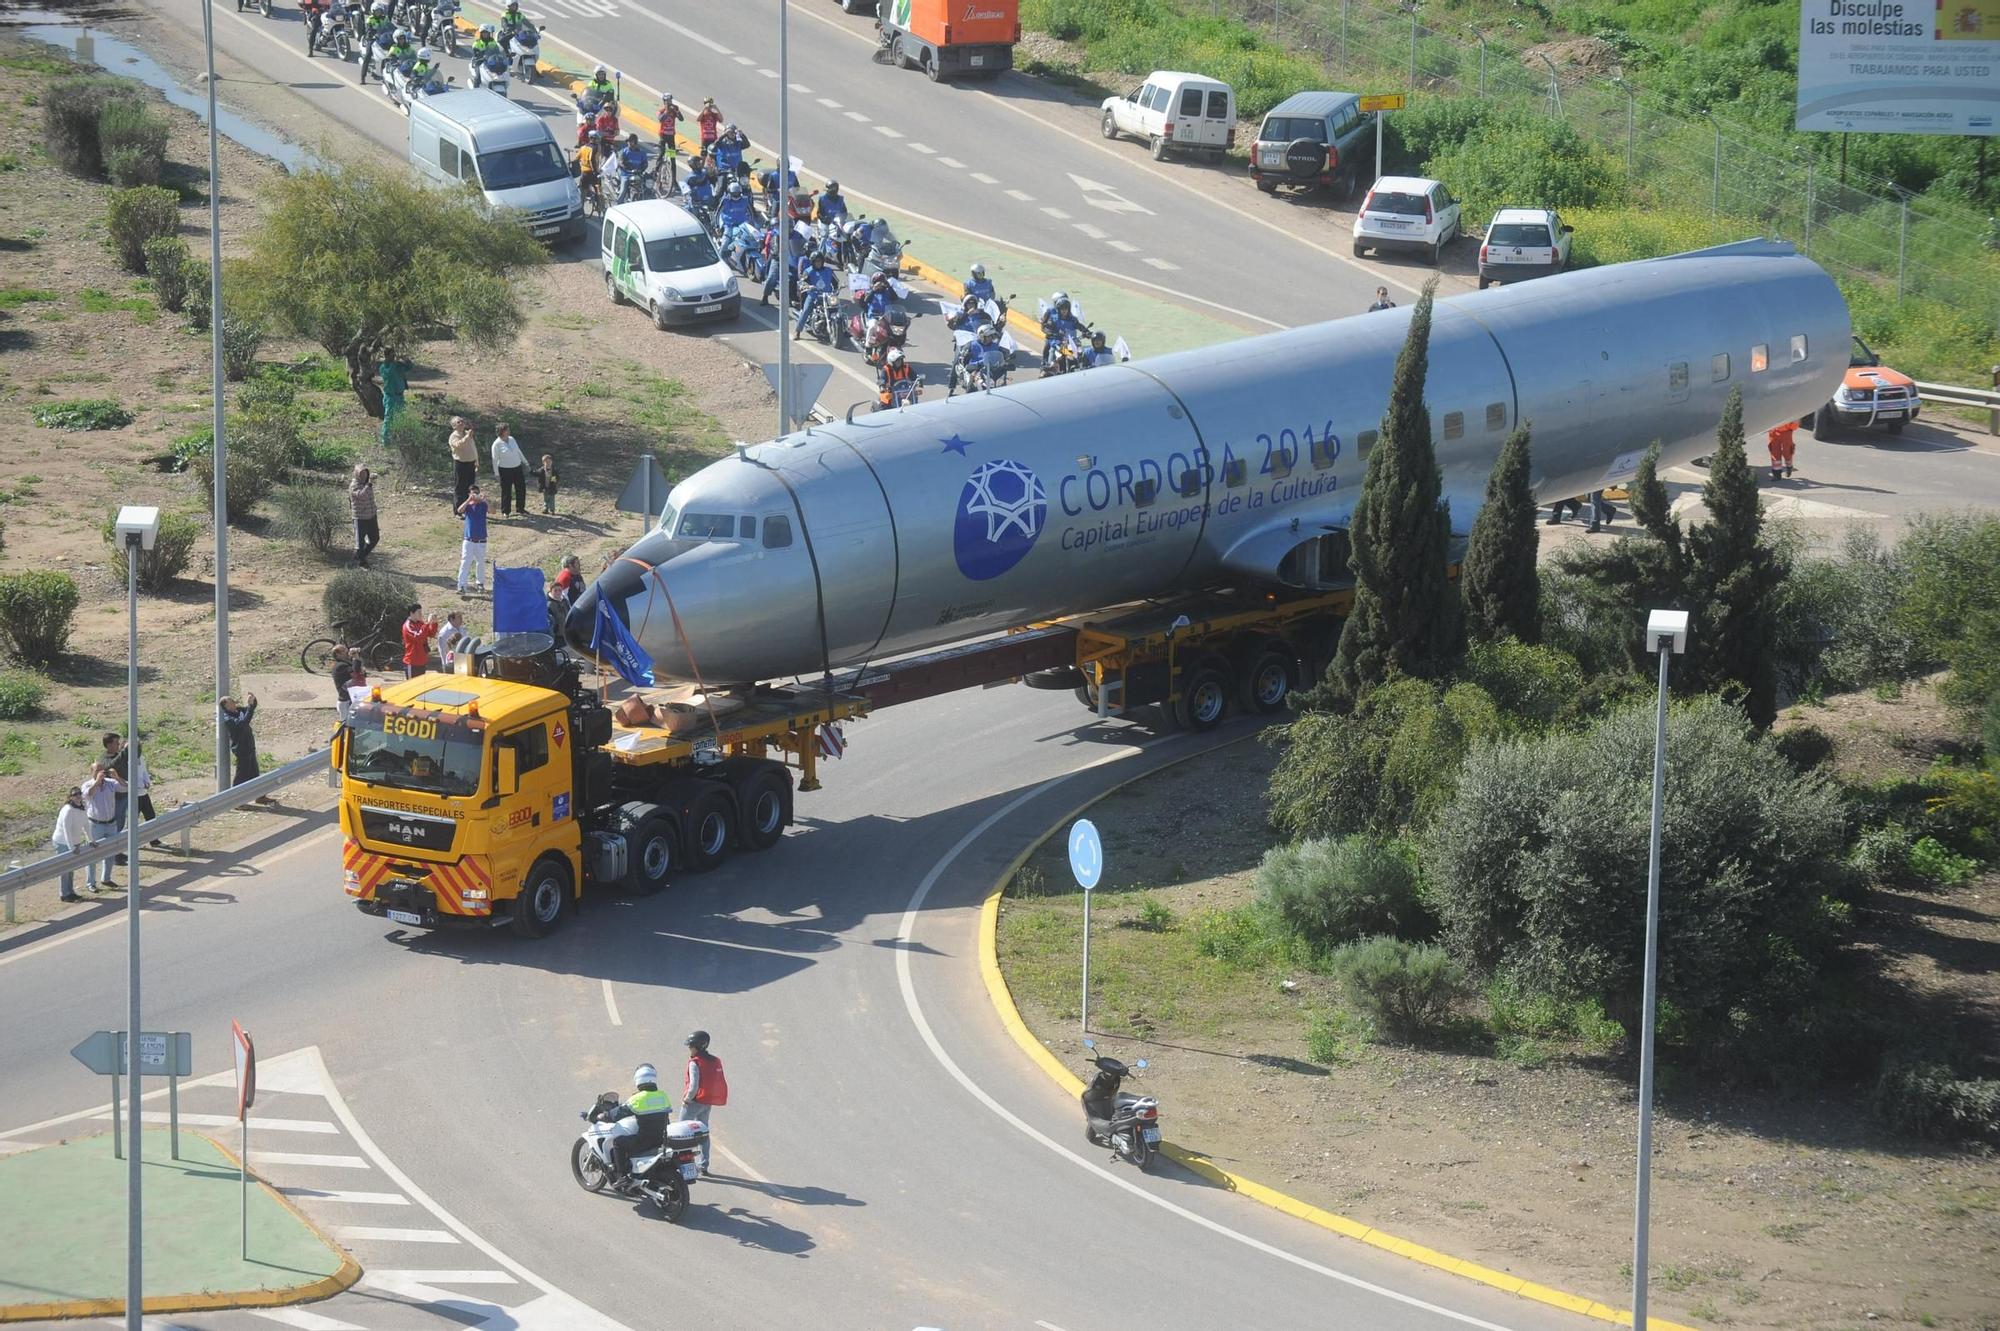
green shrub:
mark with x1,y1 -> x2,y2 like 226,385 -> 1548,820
1423,115 -> 1620,223
324,567 -> 417,645
100,509 -> 200,592
209,444 -> 272,521
382,404 -> 450,477
1773,724 -> 1835,772
44,77 -> 130,177
1190,906 -> 1269,969
1907,836 -> 1979,889
1256,835 -> 1428,951
104,185 -> 180,274
1848,821 -> 1911,884
0,670 -> 45,720
272,482 -> 347,558
144,236 -> 192,313
221,317 -> 264,382
99,100 -> 169,187
171,425 -> 213,472
1896,513 -> 2000,712
232,407 -> 310,474
1563,206 -> 1735,269
183,258 -> 211,332
304,439 -> 360,472
1921,762 -> 2000,861
1331,936 -> 1467,1042
1133,896 -> 1174,931
0,571 -> 81,664
1487,978 -> 1625,1055
1872,1057 -> 2000,1144
1461,638 -> 1587,731
33,399 -> 132,431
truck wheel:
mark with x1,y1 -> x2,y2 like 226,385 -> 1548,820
892,36 -> 913,70
737,768 -> 791,851
1240,649 -> 1294,714
924,51 -> 944,82
512,856 -> 572,937
686,791 -> 734,871
1174,667 -> 1231,732
1101,110 -> 1118,141
1149,135 -> 1168,161
1074,683 -> 1100,713
625,814 -> 679,895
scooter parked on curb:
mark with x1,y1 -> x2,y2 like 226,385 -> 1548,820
571,1093 -> 706,1223
1082,1038 -> 1159,1170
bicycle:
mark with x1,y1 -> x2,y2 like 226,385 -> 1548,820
302,624 -> 404,676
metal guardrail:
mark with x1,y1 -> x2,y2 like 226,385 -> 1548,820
0,748 -> 334,923
1913,368 -> 2000,435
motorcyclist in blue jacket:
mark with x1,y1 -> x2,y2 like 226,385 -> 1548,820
861,271 -> 895,320
792,252 -> 837,339
816,180 -> 849,225
685,158 -> 717,213
1042,291 -> 1084,343
965,262 -> 996,305
1083,329 -> 1119,368
712,123 -> 748,178
960,322 -> 1007,386
717,180 -> 755,231
947,292 -> 991,334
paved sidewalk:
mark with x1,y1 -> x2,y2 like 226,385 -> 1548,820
0,1127 -> 355,1322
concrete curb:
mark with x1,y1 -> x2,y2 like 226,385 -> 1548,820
0,1129 -> 361,1324
975,735 -> 1697,1331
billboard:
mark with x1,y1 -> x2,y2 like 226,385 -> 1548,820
1796,0 -> 2000,135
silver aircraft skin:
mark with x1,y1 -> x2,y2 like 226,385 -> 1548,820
570,240 -> 1850,686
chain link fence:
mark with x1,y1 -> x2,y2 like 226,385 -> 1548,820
1177,0 -> 2000,329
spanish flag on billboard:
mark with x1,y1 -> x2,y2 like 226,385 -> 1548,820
1939,0 -> 2000,40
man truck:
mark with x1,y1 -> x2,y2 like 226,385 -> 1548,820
874,0 -> 1019,82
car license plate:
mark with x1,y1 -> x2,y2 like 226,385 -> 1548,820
1260,150 -> 1281,167
695,302 -> 723,314
970,54 -> 985,65
386,909 -> 422,926
680,1162 -> 699,1180
1143,1128 -> 1161,1142
1878,407 -> 1906,417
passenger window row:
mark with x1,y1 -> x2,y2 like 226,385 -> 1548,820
1673,334 -> 1806,391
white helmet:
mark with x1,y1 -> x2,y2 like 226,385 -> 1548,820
417,45 -> 433,59
970,261 -> 986,278
594,63 -> 609,78
633,1063 -> 658,1087
886,348 -> 906,366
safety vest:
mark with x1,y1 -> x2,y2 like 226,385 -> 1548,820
689,1052 -> 728,1105
627,1088 -> 669,1115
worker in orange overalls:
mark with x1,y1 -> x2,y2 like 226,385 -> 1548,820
1766,420 -> 1798,481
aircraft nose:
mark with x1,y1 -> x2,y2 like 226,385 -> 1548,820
563,551 -> 650,658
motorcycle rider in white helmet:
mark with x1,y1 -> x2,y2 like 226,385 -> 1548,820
603,1063 -> 671,1179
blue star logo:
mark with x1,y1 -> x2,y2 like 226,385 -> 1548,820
940,433 -> 974,456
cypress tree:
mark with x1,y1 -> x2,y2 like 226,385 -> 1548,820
1331,280 -> 1463,701
1460,423 -> 1541,645
1627,441 -> 1683,564
1687,387 -> 1782,726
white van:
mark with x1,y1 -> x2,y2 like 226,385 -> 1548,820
600,200 -> 741,329
1099,71 -> 1235,160
408,89 -> 581,243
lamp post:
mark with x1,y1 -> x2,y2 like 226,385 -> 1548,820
775,0 -> 792,436
113,504 -> 160,1331
199,0 -> 230,794
1631,607 -> 1688,1331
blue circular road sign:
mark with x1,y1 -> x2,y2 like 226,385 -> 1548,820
1068,818 -> 1103,890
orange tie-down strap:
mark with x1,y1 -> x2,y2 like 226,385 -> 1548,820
613,555 -> 722,740
343,839 -> 492,916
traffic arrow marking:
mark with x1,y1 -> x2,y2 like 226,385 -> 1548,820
1065,172 -> 1154,215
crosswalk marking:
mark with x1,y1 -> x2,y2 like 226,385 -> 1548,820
95,1110 -> 337,1133
335,1225 -> 461,1244
279,1186 -> 410,1206
363,1270 -> 519,1286
252,1150 -> 370,1169
249,1308 -> 365,1330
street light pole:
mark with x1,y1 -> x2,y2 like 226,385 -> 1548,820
1631,608 -> 1688,1331
200,0 -> 230,793
775,0 -> 792,436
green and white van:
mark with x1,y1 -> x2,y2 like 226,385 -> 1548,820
600,201 -> 741,329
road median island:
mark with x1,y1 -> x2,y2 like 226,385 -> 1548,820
0,1127 -> 358,1322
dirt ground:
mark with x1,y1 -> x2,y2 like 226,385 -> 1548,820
0,29 -> 782,917
997,684 -> 2000,1331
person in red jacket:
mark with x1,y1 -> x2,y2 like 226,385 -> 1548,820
696,96 -> 722,150
1767,420 -> 1798,481
400,604 -> 440,679
682,1029 -> 727,1176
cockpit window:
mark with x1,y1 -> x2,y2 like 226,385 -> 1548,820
655,503 -> 677,534
739,516 -> 756,539
762,515 -> 793,549
676,512 -> 738,539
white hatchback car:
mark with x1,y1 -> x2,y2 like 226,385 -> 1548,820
1352,175 -> 1462,265
1478,208 -> 1574,288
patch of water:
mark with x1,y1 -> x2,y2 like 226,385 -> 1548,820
19,19 -> 310,171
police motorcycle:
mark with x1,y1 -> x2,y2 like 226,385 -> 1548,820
385,48 -> 450,114
431,0 -> 459,54
357,21 -> 396,83
574,73 -> 620,134
1081,1039 -> 1160,1170
572,1092 -> 706,1223
237,0 -> 275,18
470,42 -> 510,96
950,322 -> 1016,397
509,23 -> 544,83
303,0 -> 354,58
396,0 -> 429,42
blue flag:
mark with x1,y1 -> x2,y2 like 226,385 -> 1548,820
591,596 -> 655,687
491,566 -> 547,634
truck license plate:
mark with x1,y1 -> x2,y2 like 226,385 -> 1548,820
695,302 -> 722,314
386,909 -> 422,926
970,54 -> 985,65
1143,1127 -> 1161,1142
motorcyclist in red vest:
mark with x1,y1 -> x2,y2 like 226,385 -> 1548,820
682,1030 -> 726,1176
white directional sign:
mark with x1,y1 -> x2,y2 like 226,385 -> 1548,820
71,1030 -> 191,1077
1066,173 -> 1154,215
1068,818 -> 1104,890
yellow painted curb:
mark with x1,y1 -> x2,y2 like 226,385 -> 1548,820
0,1130 -> 361,1324
977,739 -> 1698,1331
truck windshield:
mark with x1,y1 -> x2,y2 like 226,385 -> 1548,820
477,142 -> 568,190
346,708 -> 485,798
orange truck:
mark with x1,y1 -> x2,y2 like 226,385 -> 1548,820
876,0 -> 1019,81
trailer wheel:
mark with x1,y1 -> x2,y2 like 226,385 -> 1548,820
1240,649 -> 1294,714
1073,683 -> 1100,713
686,791 -> 734,871
1174,666 -> 1232,732
625,814 -> 679,895
736,768 -> 792,851
512,855 -> 572,938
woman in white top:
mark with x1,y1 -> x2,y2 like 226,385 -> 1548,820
51,786 -> 92,901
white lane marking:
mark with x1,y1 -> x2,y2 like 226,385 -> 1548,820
93,1110 -> 336,1133
938,156 -> 967,169
970,171 -> 1000,184
788,83 -> 812,93
249,1307 -> 365,1330
336,1225 -> 460,1244
1035,1323 -> 1071,1331
602,977 -> 623,1026
786,0 -> 1425,300
909,143 -> 936,154
1144,257 -> 1180,270
875,125 -> 905,138
252,1151 -> 370,1169
278,1187 -> 410,1206
817,97 -> 842,108
758,67 -> 779,78
844,110 -> 871,122
1072,222 -> 1109,240
1040,206 -> 1072,220
1107,240 -> 1139,253
892,749 -> 1525,1331
713,1140 -> 769,1184
1005,188 -> 1034,201
732,54 -> 756,65
361,1270 -> 517,1286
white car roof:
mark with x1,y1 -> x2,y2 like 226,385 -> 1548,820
1369,175 -> 1441,192
1146,70 -> 1230,89
1489,207 -> 1557,224
606,199 -> 706,239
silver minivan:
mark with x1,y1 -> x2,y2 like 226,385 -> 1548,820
408,89 -> 582,243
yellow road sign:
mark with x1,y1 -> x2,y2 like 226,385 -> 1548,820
1358,94 -> 1406,112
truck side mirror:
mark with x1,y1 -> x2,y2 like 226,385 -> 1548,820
330,729 -> 347,771
496,744 -> 520,796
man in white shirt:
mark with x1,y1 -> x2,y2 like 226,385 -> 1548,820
436,611 -> 469,669
491,423 -> 529,518
80,764 -> 122,891
51,787 -> 91,901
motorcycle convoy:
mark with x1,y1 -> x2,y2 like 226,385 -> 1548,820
288,0 -> 540,111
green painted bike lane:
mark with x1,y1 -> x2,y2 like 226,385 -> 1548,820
0,1129 -> 356,1321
